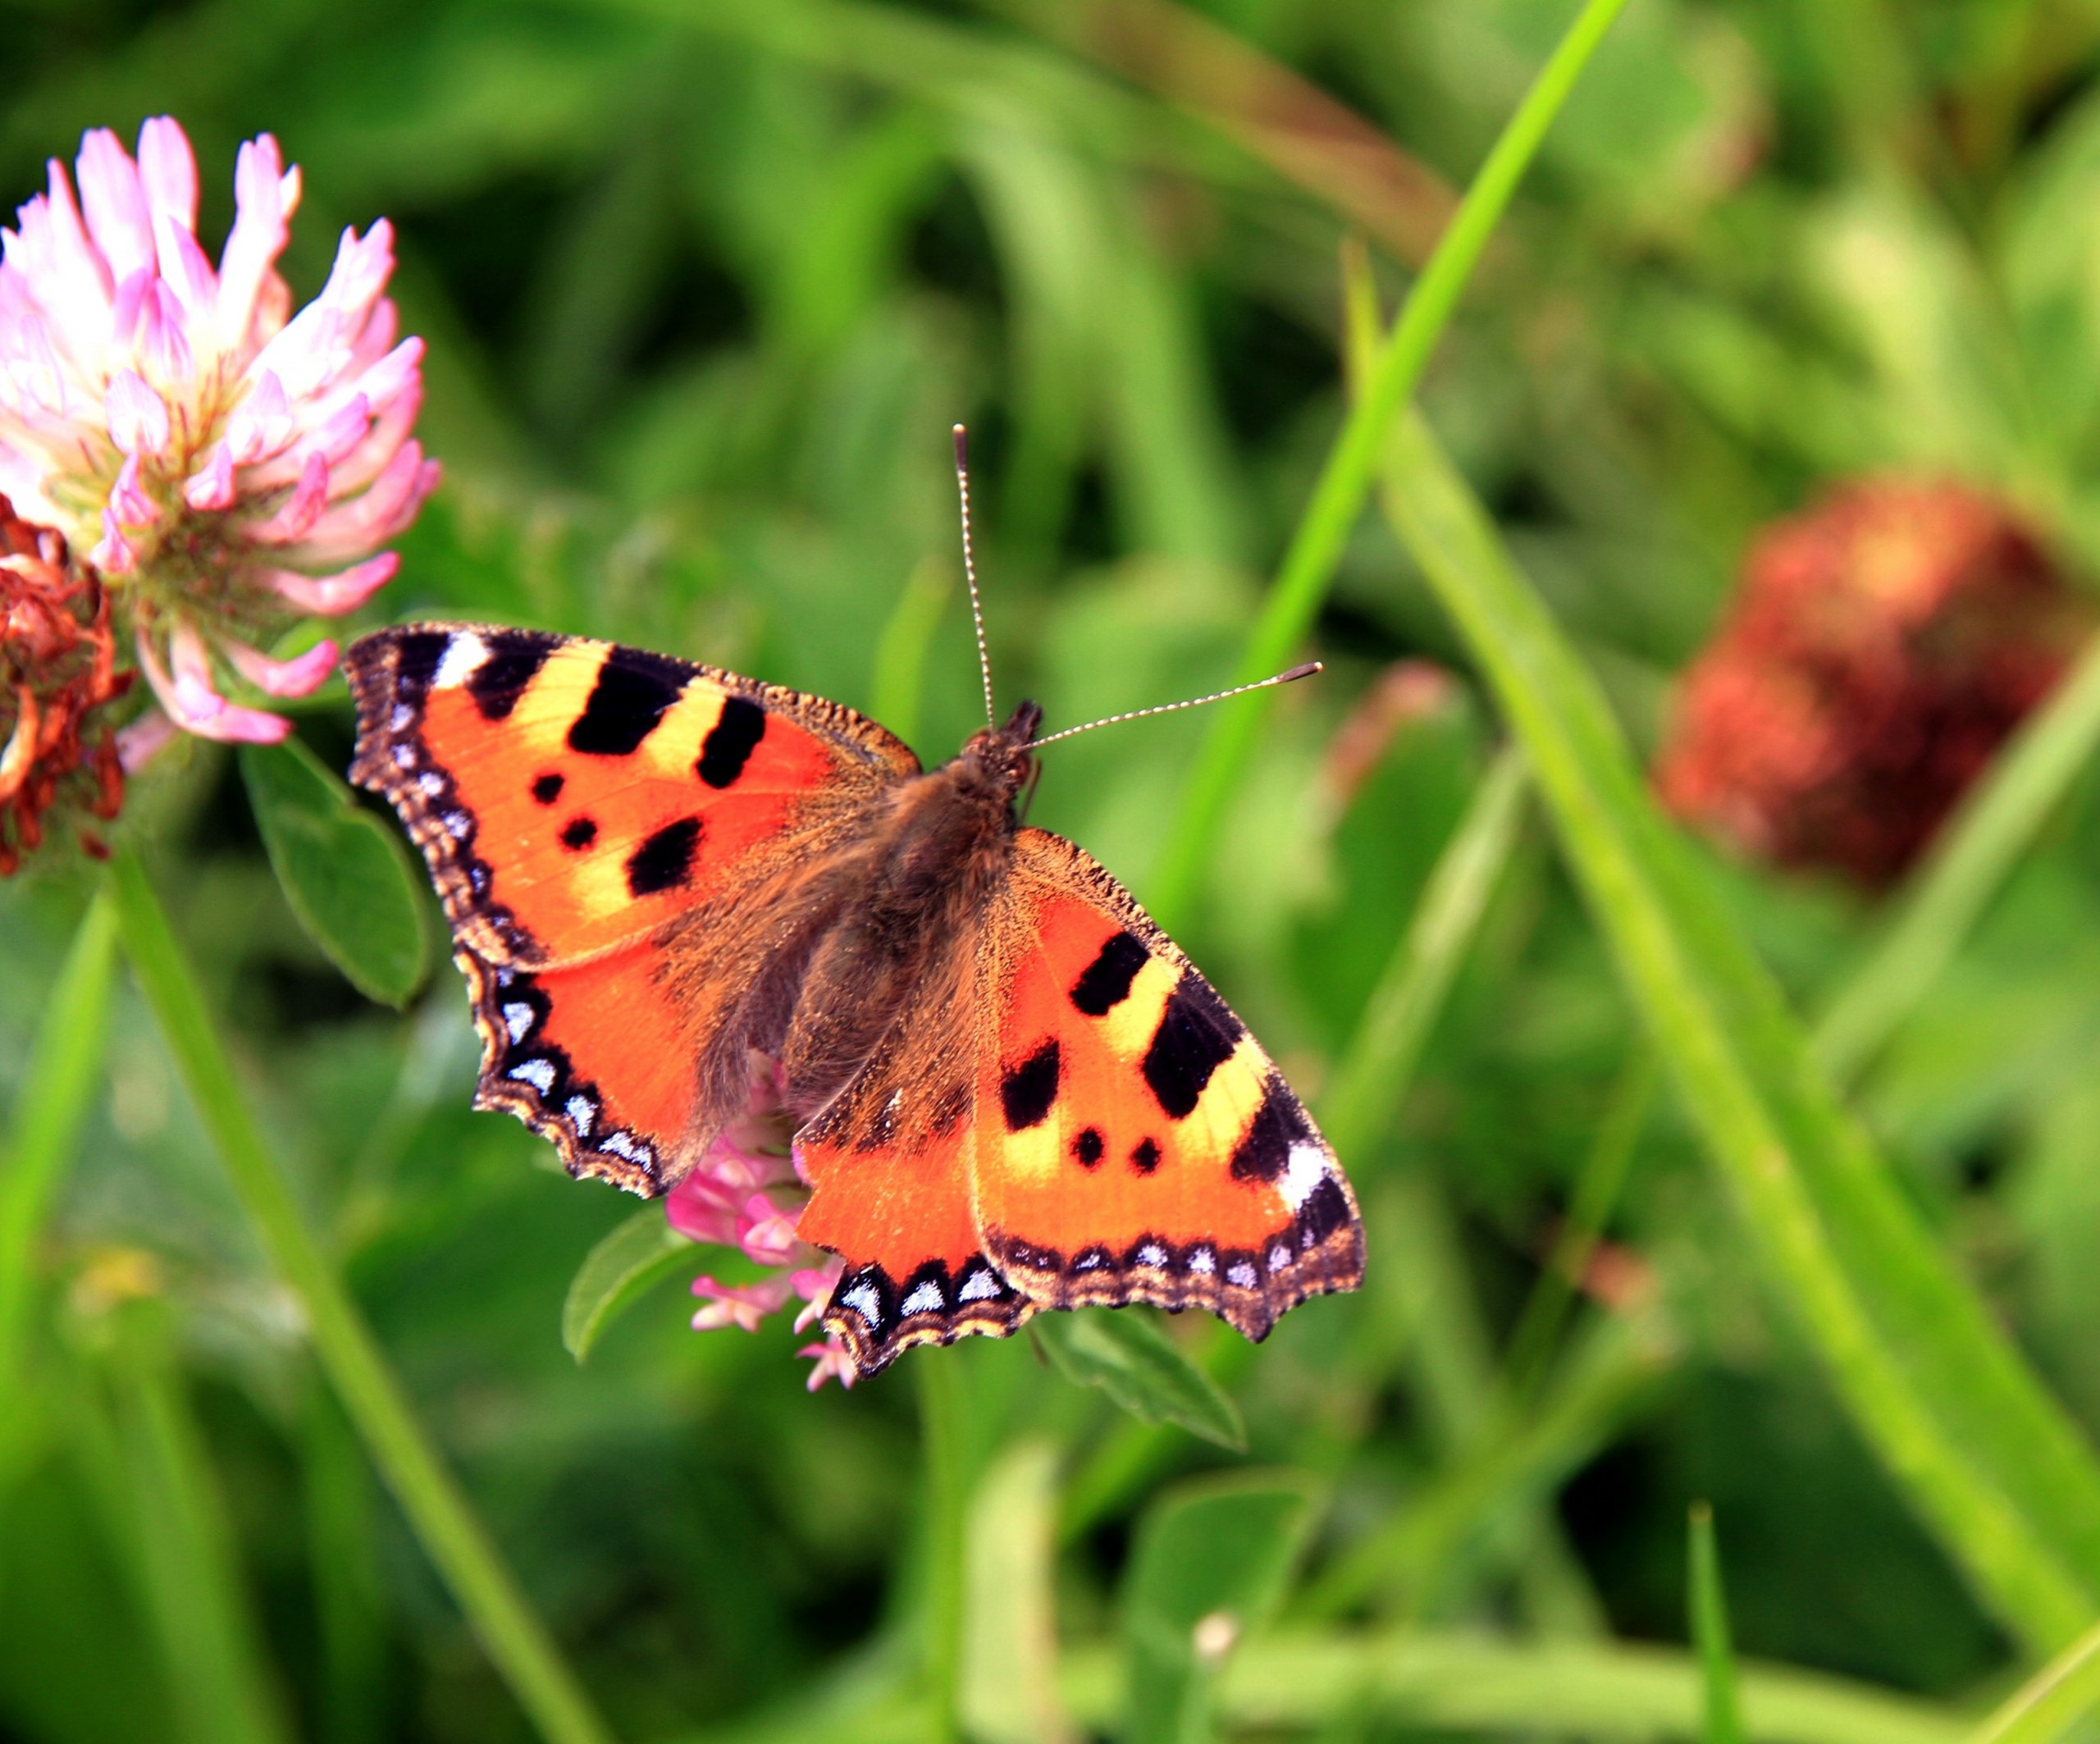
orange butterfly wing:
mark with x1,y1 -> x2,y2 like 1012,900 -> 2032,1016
347,623 -> 916,1193
969,829 -> 1363,1340
803,826 -> 1361,1373
797,1111 -> 1036,1374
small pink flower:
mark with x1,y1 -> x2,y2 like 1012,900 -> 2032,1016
663,1052 -> 856,1387
691,1276 -> 795,1333
0,118 -> 437,749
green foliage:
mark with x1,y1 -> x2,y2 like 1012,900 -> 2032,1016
562,1208 -> 696,1362
7,1 -> 2100,1740
240,737 -> 431,1009
1032,1308 -> 1247,1452
1122,1472 -> 1317,1744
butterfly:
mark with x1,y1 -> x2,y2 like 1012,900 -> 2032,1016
345,441 -> 1363,1379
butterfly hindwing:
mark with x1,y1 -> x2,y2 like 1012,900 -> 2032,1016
969,828 -> 1363,1340
346,623 -> 918,967
349,623 -> 921,1194
456,944 -> 696,1193
797,963 -> 1035,1372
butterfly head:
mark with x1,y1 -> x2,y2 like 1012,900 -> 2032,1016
959,699 -> 1044,802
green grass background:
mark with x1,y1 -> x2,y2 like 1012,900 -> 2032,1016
8,0 -> 2100,1739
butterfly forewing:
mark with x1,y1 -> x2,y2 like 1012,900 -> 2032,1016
345,623 -> 917,966
347,623 -> 919,1192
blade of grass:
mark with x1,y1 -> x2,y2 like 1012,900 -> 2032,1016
1329,254 -> 1604,1637
1376,406 -> 2100,1651
102,1306 -> 292,1744
107,850 -> 616,1744
0,893 -> 119,1404
998,0 -> 1458,269
1148,0 -> 1632,926
1690,1503 -> 1746,1744
1815,632 -> 2100,1083
1055,1632 -> 1968,1744
1304,1300 -> 1675,1618
1504,633 -> 2100,1395
1969,1617 -> 2100,1744
1319,743 -> 1528,1161
916,1356 -> 970,1744
1502,1046 -> 1659,1408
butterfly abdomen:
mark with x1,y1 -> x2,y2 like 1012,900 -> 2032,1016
778,750 -> 1021,1122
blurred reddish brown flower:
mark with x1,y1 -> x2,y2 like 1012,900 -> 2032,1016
0,495 -> 129,874
1657,480 -> 2091,887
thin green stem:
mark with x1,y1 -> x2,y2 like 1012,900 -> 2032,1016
1320,745 -> 1528,1162
107,851 -> 615,1744
1689,1503 -> 1746,1744
916,1355 -> 970,1744
104,1307 -> 292,1744
0,893 -> 120,1399
1502,1046 -> 1659,1408
1057,1630 -> 1969,1744
1148,0 -> 1632,925
1970,1614 -> 2100,1744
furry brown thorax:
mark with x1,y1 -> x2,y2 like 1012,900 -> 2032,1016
774,699 -> 1045,1127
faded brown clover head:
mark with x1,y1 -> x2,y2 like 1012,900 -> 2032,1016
1657,479 -> 2091,888
0,495 -> 129,874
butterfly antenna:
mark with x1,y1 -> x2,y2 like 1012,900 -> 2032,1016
1033,662 -> 1324,747
954,423 -> 997,728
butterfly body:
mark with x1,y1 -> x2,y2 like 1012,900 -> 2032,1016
347,623 -> 1363,1376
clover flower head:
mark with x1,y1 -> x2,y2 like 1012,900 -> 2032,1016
0,118 -> 436,748
0,495 -> 129,874
1658,479 -> 2091,886
664,1053 -> 853,1390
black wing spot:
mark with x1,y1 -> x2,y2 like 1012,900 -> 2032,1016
1130,1137 -> 1162,1174
696,696 -> 767,788
1071,930 -> 1148,1016
466,632 -> 552,720
1230,1075 -> 1312,1183
1299,1174 -> 1350,1244
626,816 -> 702,896
531,772 -> 564,805
1073,1128 -> 1104,1168
560,816 -> 597,851
390,628 -> 449,696
1001,1040 -> 1061,1132
1141,975 -> 1244,1119
568,648 -> 689,756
